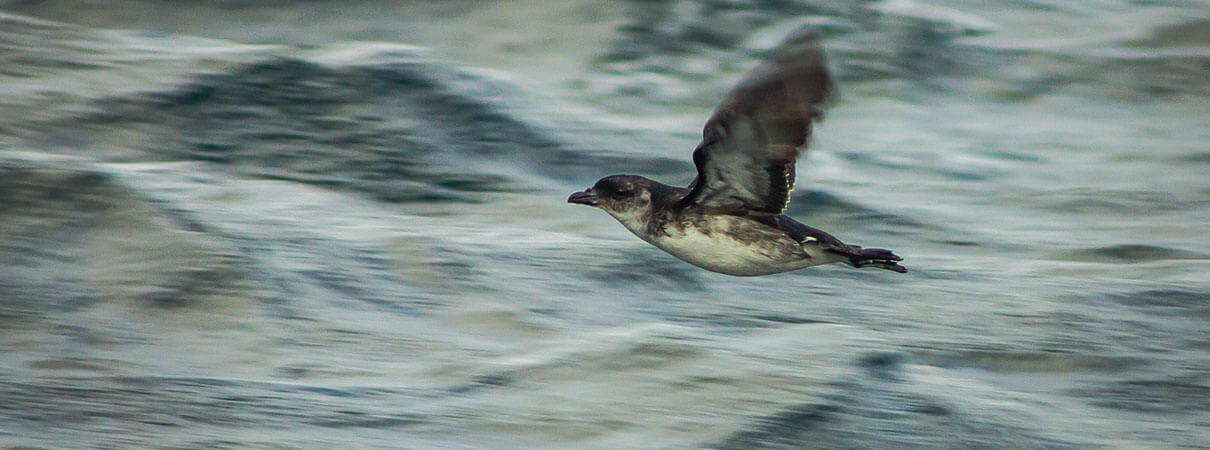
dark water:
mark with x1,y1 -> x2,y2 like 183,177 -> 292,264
2,1 -> 1209,448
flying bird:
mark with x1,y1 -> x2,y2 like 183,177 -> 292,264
568,29 -> 906,276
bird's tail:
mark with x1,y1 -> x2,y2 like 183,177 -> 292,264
833,246 -> 907,273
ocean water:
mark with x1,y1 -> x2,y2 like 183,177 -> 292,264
2,1 -> 1209,448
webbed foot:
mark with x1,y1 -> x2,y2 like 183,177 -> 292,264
849,248 -> 906,273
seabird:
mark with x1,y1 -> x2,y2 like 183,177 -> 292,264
568,29 -> 906,276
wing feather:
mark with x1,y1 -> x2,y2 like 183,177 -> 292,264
680,28 -> 835,215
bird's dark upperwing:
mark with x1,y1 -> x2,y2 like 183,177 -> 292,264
679,29 -> 835,215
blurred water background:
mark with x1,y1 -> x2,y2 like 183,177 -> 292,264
2,0 -> 1209,448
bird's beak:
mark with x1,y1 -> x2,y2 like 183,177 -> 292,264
567,189 -> 599,207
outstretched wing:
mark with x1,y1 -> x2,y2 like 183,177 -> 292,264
680,29 -> 835,215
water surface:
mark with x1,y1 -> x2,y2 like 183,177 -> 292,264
2,1 -> 1209,447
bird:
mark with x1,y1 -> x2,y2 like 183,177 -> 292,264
567,29 -> 906,276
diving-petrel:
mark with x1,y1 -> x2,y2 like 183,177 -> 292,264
568,29 -> 906,276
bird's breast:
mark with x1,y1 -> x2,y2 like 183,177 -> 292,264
646,215 -> 818,276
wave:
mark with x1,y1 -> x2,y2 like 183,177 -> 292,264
1055,244 -> 1210,264
589,0 -> 1210,106
0,156 -> 249,317
2,12 -> 691,204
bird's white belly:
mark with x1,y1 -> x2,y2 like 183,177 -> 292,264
646,226 -> 815,276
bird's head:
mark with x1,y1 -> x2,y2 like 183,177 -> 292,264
568,175 -> 658,221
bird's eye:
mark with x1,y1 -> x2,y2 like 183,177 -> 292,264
611,190 -> 630,200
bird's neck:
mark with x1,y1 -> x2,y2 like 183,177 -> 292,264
610,183 -> 689,240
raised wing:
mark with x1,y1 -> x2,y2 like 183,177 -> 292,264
680,29 -> 835,215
